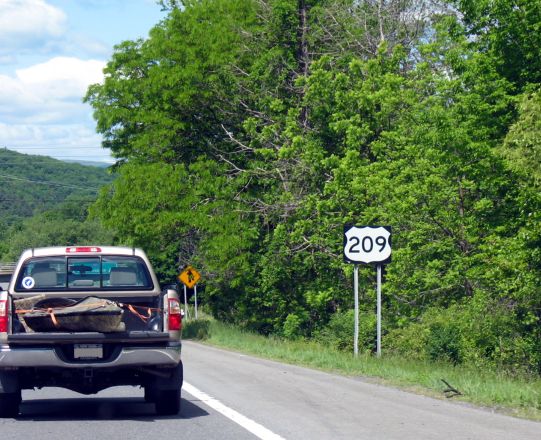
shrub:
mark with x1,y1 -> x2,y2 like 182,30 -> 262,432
386,307 -> 464,364
384,321 -> 429,360
283,313 -> 304,339
426,322 -> 462,364
315,309 -> 376,352
384,296 -> 541,374
183,318 -> 211,340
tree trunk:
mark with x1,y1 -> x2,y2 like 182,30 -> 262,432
298,0 -> 310,128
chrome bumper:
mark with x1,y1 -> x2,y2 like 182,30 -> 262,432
0,344 -> 182,369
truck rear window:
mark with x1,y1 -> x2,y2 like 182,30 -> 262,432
15,256 -> 153,291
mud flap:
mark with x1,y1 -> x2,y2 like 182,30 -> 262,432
145,361 -> 183,402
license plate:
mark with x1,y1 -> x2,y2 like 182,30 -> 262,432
74,344 -> 103,359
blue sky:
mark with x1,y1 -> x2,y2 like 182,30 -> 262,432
0,0 -> 167,163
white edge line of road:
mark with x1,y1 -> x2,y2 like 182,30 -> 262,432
183,382 -> 286,440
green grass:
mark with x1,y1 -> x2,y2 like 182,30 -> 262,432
184,319 -> 541,421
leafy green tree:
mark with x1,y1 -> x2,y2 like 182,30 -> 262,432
500,88 -> 541,182
2,197 -> 114,261
85,0 -> 541,371
451,0 -> 541,90
0,149 -> 113,226
85,0 -> 257,165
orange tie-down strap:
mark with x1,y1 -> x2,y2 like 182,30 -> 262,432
123,304 -> 153,323
15,301 -> 162,327
47,308 -> 60,328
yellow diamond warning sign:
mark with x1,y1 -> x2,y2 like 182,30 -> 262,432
178,265 -> 201,288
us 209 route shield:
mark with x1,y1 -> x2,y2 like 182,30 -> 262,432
343,225 -> 392,264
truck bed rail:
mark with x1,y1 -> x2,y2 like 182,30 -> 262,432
7,331 -> 170,344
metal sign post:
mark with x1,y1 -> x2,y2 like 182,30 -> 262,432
344,225 -> 391,358
354,264 -> 359,357
194,284 -> 198,320
376,264 -> 382,357
183,284 -> 189,319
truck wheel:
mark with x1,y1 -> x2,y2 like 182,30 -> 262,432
0,391 -> 21,418
155,388 -> 181,416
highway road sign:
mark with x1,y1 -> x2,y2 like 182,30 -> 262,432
344,225 -> 391,357
343,225 -> 392,264
178,265 -> 201,288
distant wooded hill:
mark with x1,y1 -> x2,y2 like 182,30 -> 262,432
0,149 -> 114,226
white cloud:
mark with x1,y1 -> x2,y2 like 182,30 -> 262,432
0,57 -> 105,122
0,121 -> 111,162
0,0 -> 161,163
63,34 -> 111,58
17,56 -> 105,98
0,0 -> 67,52
0,56 -> 110,161
76,0 -> 130,6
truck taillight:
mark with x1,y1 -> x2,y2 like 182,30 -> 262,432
0,300 -> 8,333
168,298 -> 182,331
66,247 -> 102,253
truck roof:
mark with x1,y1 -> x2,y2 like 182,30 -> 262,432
19,246 -> 145,259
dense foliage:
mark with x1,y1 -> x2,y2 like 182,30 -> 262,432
0,149 -> 113,225
85,0 -> 541,373
0,149 -> 114,260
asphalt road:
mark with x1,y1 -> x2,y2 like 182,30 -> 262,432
1,341 -> 539,439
